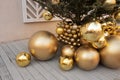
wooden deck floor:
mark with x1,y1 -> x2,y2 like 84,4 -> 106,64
0,39 -> 120,80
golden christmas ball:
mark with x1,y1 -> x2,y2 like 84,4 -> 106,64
103,0 -> 116,5
92,36 -> 107,49
61,45 -> 75,58
56,27 -> 64,35
100,36 -> 120,69
51,0 -> 60,4
102,21 -> 117,36
74,46 -> 100,70
16,52 -> 31,67
59,56 -> 74,71
29,31 -> 58,60
42,11 -> 53,20
103,0 -> 116,10
81,21 -> 103,42
114,11 -> 120,21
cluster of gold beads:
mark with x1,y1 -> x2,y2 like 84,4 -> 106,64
56,22 -> 81,47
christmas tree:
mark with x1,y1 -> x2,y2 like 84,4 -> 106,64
35,0 -> 120,25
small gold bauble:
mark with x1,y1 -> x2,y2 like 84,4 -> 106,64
81,21 -> 103,42
74,46 -> 100,70
59,56 -> 74,71
103,0 -> 116,10
92,36 -> 107,49
61,45 -> 75,58
51,0 -> 60,4
42,11 -> 53,20
100,36 -> 120,69
104,0 -> 116,4
114,11 -> 120,21
29,31 -> 58,60
102,21 -> 117,35
16,52 -> 31,67
56,27 -> 64,35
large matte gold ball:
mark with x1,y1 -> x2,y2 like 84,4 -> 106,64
16,52 -> 31,67
81,21 -> 103,42
74,46 -> 100,70
100,36 -> 120,69
29,31 -> 58,60
61,45 -> 75,58
59,56 -> 74,71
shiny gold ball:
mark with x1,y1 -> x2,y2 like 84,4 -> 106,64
74,46 -> 100,70
114,11 -> 120,21
29,31 -> 58,60
59,56 -> 74,71
16,52 -> 31,67
43,11 -> 53,20
56,27 -> 64,35
100,36 -> 120,69
51,0 -> 60,4
102,21 -> 117,35
104,0 -> 116,4
103,0 -> 116,10
81,21 -> 103,42
61,45 -> 75,58
92,36 -> 107,49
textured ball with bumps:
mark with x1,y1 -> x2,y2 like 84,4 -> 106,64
102,21 -> 117,36
56,22 -> 81,47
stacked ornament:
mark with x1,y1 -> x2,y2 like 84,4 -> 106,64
56,20 -> 120,70
16,0 -> 120,71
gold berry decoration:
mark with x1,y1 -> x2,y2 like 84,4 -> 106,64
56,21 -> 81,47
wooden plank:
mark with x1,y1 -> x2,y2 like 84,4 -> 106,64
19,40 -> 91,80
4,43 -> 47,80
0,56 -> 13,80
0,39 -> 120,80
1,44 -> 37,80
0,46 -> 23,80
10,40 -> 68,80
0,76 -> 2,80
7,41 -> 60,80
10,40 -> 87,80
19,40 -> 120,80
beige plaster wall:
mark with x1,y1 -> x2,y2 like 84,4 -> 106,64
0,0 -> 58,43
